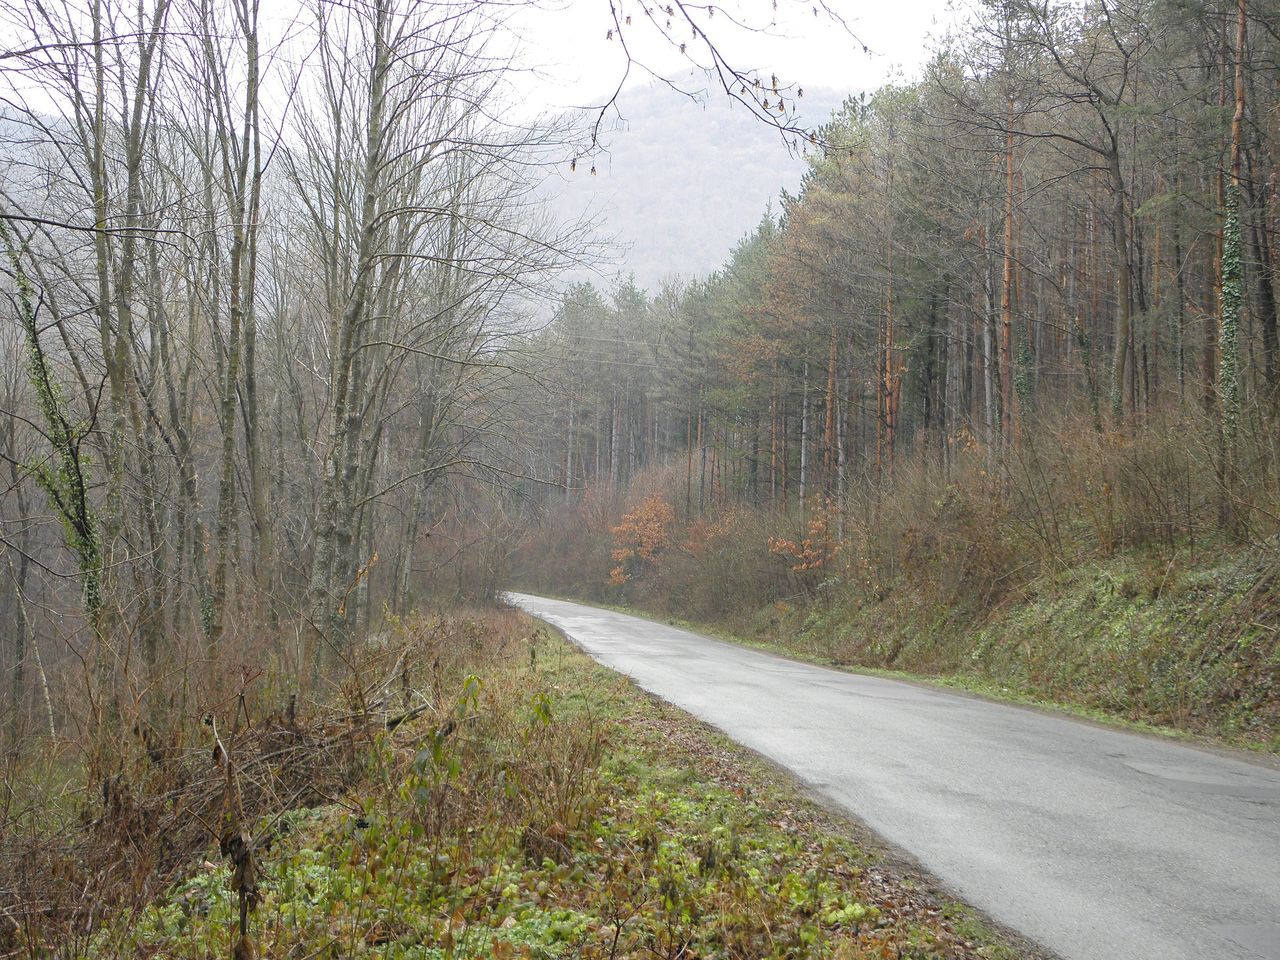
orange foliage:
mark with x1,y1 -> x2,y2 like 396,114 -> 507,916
682,508 -> 738,558
768,498 -> 841,572
609,495 -> 675,585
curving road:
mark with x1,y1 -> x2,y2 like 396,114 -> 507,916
507,593 -> 1280,960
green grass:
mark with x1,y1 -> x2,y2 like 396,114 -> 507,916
775,548 -> 1280,753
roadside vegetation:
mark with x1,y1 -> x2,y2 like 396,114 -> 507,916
513,416 -> 1280,750
2,609 -> 1025,960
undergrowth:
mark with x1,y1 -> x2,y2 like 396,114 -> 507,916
740,545 -> 1280,748
52,621 -> 1023,960
514,411 -> 1280,749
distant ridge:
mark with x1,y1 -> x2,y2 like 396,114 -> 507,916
547,80 -> 845,290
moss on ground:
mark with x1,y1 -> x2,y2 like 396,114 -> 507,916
772,548 -> 1279,749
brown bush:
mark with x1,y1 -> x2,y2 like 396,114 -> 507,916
0,608 -> 533,957
516,404 -> 1280,624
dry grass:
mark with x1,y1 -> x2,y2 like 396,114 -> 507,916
54,622 -> 1026,960
0,608 -> 534,958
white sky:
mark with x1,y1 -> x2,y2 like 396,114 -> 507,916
505,0 -> 956,116
1,0 -> 956,292
508,0 -> 960,289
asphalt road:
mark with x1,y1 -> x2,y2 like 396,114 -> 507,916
507,593 -> 1280,960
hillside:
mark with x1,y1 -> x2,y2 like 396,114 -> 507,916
544,79 -> 845,287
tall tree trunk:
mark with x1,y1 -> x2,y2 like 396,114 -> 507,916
308,0 -> 392,642
1002,99 -> 1019,446
1218,0 -> 1247,531
980,227 -> 999,451
824,325 -> 837,490
1107,143 -> 1133,424
800,361 -> 810,502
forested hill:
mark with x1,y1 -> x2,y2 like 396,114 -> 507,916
513,0 -> 1280,749
544,80 -> 844,287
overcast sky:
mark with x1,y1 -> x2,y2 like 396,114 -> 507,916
516,0 -> 959,290
507,0 -> 955,115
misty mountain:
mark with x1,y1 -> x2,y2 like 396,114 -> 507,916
546,81 -> 846,291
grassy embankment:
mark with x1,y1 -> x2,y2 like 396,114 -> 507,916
36,609 -> 1027,960
743,546 -> 1279,750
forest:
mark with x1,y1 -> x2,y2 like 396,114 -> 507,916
1,0 -> 1278,956
0,0 -> 591,722
514,0 -> 1280,741
523,0 -> 1280,513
